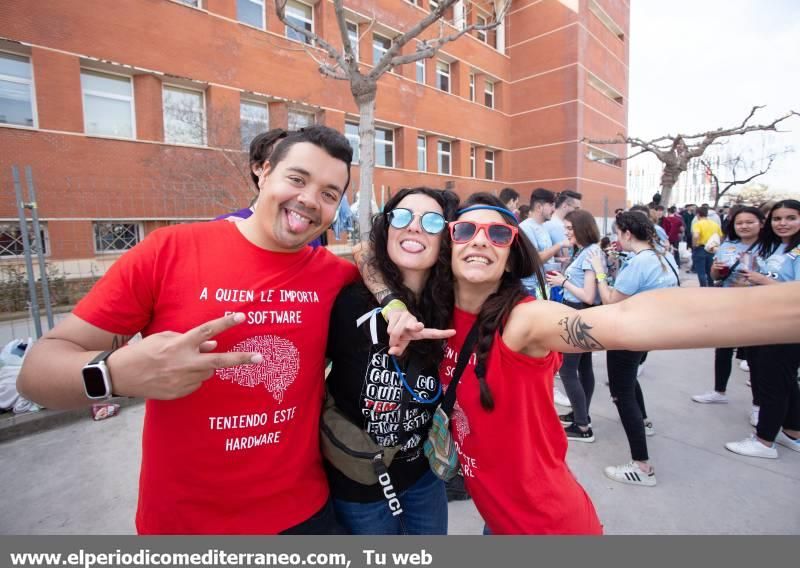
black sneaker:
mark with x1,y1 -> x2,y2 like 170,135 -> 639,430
445,475 -> 471,502
564,423 -> 595,443
559,411 -> 574,425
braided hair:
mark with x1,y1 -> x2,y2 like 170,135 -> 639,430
369,187 -> 459,368
616,210 -> 669,271
457,193 -> 546,410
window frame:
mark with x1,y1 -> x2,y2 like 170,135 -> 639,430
346,21 -> 360,62
372,33 -> 391,68
92,221 -> 144,254
81,68 -> 136,139
436,60 -> 450,93
239,99 -> 269,151
469,73 -> 475,102
415,59 -> 426,84
476,14 -> 488,43
0,221 -> 49,258
484,149 -> 495,180
586,145 -> 622,168
344,121 -> 360,164
417,135 -> 427,172
437,140 -> 451,175
375,126 -> 395,168
288,108 -> 315,131
237,0 -> 266,29
0,51 -> 37,129
470,146 -> 476,178
484,80 -> 494,109
285,0 -> 314,45
162,84 -> 206,146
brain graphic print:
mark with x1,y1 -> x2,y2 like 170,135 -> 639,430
452,402 -> 470,444
217,335 -> 299,403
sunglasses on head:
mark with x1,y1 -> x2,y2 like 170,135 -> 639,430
387,208 -> 447,235
449,221 -> 518,247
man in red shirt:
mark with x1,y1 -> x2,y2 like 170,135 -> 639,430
18,127 -> 363,534
661,206 -> 685,267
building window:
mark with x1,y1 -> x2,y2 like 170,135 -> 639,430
81,70 -> 134,138
373,34 -> 391,67
93,222 -> 142,253
375,127 -> 394,168
417,135 -> 426,171
346,21 -> 359,61
437,140 -> 451,174
163,86 -> 205,145
0,222 -> 47,257
240,100 -> 269,151
484,80 -> 494,108
237,0 -> 265,29
178,0 -> 201,7
429,0 -> 440,11
345,121 -> 359,163
0,52 -> 35,128
436,61 -> 450,93
469,73 -> 475,102
485,150 -> 495,180
586,146 -> 622,168
587,72 -> 624,105
476,14 -> 488,43
285,0 -> 313,44
589,0 -> 625,41
470,146 -> 475,177
416,59 -> 425,84
288,109 -> 314,130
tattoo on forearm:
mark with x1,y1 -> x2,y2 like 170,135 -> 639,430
111,335 -> 131,351
558,316 -> 605,351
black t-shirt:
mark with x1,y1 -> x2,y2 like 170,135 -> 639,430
325,282 -> 441,502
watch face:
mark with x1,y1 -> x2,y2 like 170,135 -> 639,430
83,366 -> 108,398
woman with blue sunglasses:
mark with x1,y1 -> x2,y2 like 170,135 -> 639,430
324,187 -> 458,534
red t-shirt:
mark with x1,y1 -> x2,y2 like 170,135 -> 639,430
74,221 -> 358,534
440,304 -> 603,535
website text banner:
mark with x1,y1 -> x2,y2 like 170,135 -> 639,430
0,536 -> 790,568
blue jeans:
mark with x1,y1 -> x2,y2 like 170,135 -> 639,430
692,247 -> 713,287
333,470 -> 448,535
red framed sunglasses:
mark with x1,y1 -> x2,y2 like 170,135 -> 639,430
449,221 -> 518,247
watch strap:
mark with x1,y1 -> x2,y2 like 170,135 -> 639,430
88,350 -> 113,366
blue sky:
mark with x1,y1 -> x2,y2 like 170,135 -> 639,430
628,0 -> 800,193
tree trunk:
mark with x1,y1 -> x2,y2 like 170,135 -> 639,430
659,165 -> 683,207
354,84 -> 378,241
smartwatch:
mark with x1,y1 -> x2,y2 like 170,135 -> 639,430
82,351 -> 114,400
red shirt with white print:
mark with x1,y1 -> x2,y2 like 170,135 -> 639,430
74,221 -> 358,534
440,303 -> 603,535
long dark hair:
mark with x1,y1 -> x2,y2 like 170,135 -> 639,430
457,193 -> 547,410
725,206 -> 764,242
758,199 -> 800,258
369,187 -> 458,367
615,211 -> 670,272
564,209 -> 599,249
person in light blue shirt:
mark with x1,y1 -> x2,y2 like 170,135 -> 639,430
520,188 -> 569,291
725,200 -> 800,461
587,211 -> 678,486
544,190 -> 582,255
544,209 -> 600,443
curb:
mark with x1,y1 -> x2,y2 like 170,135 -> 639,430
0,397 -> 144,444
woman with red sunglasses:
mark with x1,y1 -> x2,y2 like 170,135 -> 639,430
437,192 -> 800,534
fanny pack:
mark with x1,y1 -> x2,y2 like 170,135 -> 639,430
423,321 -> 479,481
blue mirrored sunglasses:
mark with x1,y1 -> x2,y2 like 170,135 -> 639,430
387,208 -> 447,235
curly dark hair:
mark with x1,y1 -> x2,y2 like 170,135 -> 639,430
758,199 -> 800,258
368,187 -> 459,368
456,192 -> 546,410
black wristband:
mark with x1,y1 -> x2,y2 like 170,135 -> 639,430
379,292 -> 400,308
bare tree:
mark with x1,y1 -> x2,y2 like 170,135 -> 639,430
276,0 -> 510,237
587,106 -> 798,206
702,146 -> 792,208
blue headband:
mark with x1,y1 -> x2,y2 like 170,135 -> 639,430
456,205 -> 518,225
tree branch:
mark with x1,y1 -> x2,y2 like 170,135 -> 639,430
274,0 -> 348,72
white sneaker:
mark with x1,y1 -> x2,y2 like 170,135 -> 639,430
554,387 -> 572,408
739,360 -> 750,372
691,391 -> 728,404
749,406 -> 760,427
604,461 -> 657,487
775,430 -> 800,453
644,420 -> 655,437
725,435 -> 778,459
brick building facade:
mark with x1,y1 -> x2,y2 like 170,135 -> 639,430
0,0 -> 628,266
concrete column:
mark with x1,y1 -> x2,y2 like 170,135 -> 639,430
207,0 -> 236,20
133,75 -> 163,142
31,48 -> 82,132
426,134 -> 439,174
396,126 -> 417,170
268,101 -> 289,129
206,85 -> 240,149
452,139 -> 470,178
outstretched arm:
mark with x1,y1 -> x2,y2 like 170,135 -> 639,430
504,283 -> 800,357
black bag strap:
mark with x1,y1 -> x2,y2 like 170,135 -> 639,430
441,321 -> 481,416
